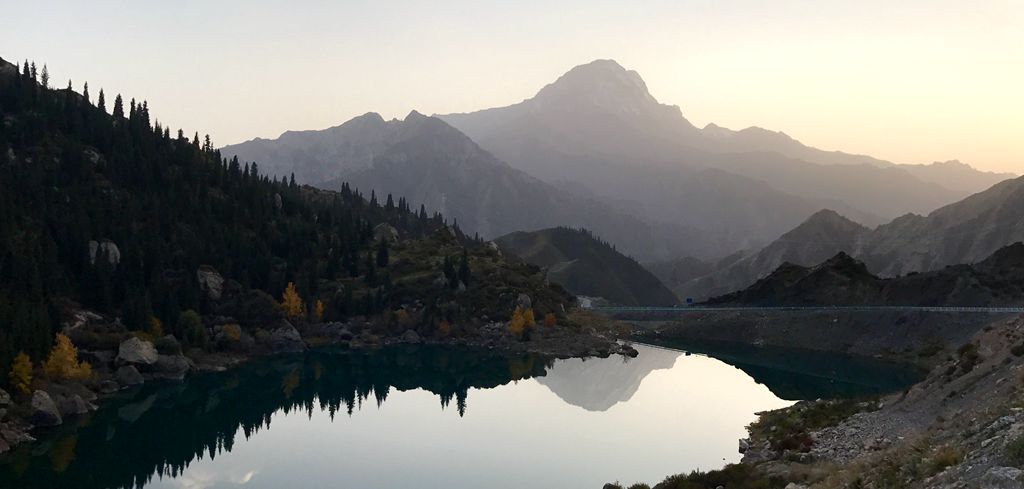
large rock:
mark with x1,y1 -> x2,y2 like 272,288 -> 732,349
401,329 -> 422,344
983,467 -> 1024,489
0,388 -> 10,406
30,391 -> 63,426
117,337 -> 158,365
264,321 -> 305,353
88,239 -> 121,267
153,335 -> 182,355
373,223 -> 399,242
152,354 -> 192,381
116,365 -> 144,386
78,349 -> 115,368
56,394 -> 92,417
0,423 -> 34,446
196,265 -> 225,301
516,293 -> 532,310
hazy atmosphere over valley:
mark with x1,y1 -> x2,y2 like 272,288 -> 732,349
2,2 -> 1023,489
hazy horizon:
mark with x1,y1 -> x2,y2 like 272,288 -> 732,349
4,0 -> 1022,173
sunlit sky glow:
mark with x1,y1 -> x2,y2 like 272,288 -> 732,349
4,0 -> 1022,172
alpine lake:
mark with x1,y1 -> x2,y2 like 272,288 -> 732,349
0,341 -> 920,489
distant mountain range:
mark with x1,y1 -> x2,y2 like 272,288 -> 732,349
222,58 -> 1014,272
440,59 -> 1013,245
495,227 -> 678,306
667,175 -> 1024,299
220,111 -> 705,262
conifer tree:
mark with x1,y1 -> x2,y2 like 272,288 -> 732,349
458,248 -> 470,285
112,94 -> 124,118
97,89 -> 106,112
40,64 -> 48,89
376,239 -> 389,267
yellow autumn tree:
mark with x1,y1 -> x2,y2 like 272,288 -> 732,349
280,282 -> 304,320
9,351 -> 33,394
222,323 -> 242,342
313,299 -> 325,322
509,307 -> 525,336
147,316 -> 164,338
42,333 -> 92,381
523,308 -> 536,329
543,313 -> 557,328
438,320 -> 451,337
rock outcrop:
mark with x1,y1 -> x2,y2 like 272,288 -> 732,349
30,391 -> 62,426
117,337 -> 159,365
197,265 -> 225,301
116,365 -> 144,386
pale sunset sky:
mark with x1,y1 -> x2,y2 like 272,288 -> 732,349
4,0 -> 1022,172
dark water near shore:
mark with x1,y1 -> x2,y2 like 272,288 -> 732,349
0,343 -> 918,489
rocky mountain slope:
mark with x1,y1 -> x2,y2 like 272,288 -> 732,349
740,314 -> 1024,488
440,59 -> 1009,258
708,242 -> 1024,307
496,227 -> 678,306
676,175 -> 1024,299
220,110 -> 707,262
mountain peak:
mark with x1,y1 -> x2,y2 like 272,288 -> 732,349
534,59 -> 661,110
404,109 -> 428,122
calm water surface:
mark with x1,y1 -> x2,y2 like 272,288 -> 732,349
0,343 -> 917,489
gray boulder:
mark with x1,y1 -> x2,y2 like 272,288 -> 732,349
88,239 -> 121,267
401,329 -> 422,344
197,265 -> 225,301
117,337 -> 158,365
56,394 -> 92,416
0,388 -> 10,406
116,365 -> 144,386
0,424 -> 34,446
154,335 -> 182,355
30,391 -> 63,426
516,293 -> 532,310
983,467 -> 1024,489
265,321 -> 305,353
152,354 -> 192,381
78,349 -> 115,367
373,223 -> 399,242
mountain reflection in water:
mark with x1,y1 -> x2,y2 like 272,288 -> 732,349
0,343 -> 916,489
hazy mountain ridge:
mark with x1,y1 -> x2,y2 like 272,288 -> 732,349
440,59 -> 1011,258
675,176 -> 1024,299
220,110 -> 711,261
496,227 -> 679,306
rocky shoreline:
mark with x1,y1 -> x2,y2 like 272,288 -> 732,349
720,314 -> 1024,488
0,303 -> 635,457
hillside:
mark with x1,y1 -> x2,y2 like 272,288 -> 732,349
496,227 -> 678,306
220,110 -> 709,262
680,175 -> 1024,299
0,56 -> 585,382
671,210 -> 871,299
708,242 -> 1024,307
